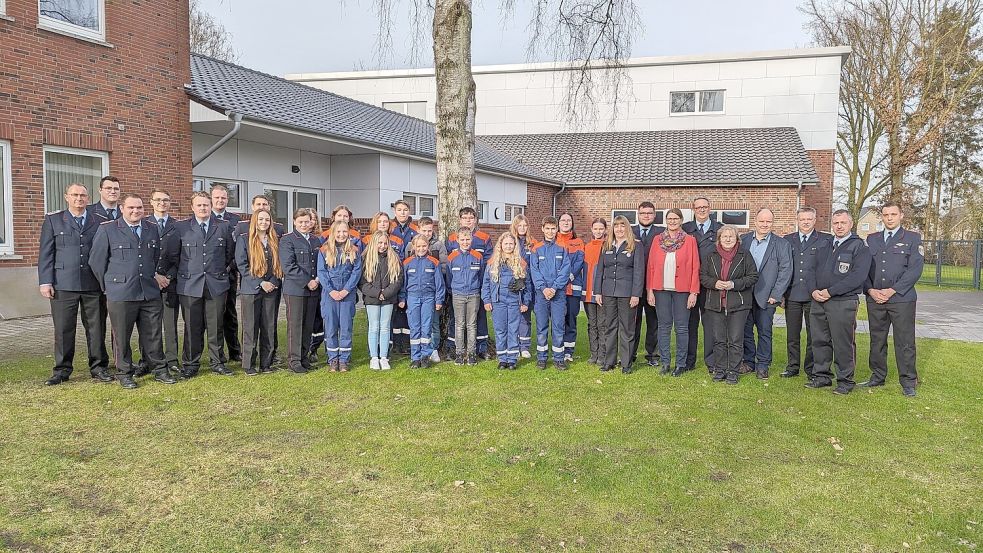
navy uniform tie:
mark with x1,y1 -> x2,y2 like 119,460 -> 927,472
131,225 -> 140,240
200,222 -> 207,236
75,216 -> 83,229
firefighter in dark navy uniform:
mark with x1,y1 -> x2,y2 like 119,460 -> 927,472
864,201 -> 924,397
781,207 -> 832,380
806,209 -> 873,395
89,193 -> 177,388
38,183 -> 111,385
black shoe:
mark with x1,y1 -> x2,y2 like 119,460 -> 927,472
646,357 -> 660,367
260,366 -> 276,373
420,358 -> 430,369
153,370 -> 178,384
902,386 -> 917,397
671,367 -> 685,377
659,366 -> 671,375
621,366 -> 633,375
244,367 -> 259,376
91,369 -> 114,383
179,368 -> 198,379
712,371 -> 726,382
738,363 -> 755,375
229,354 -> 242,363
466,354 -> 478,366
454,355 -> 466,366
287,365 -> 309,374
600,365 -> 613,372
859,380 -> 885,388
683,364 -> 695,371
410,360 -> 421,369
537,360 -> 547,370
756,368 -> 769,380
555,360 -> 567,371
832,386 -> 852,395
804,379 -> 832,389
44,373 -> 69,386
780,369 -> 799,378
508,362 -> 517,370
498,361 -> 507,370
133,364 -> 151,378
726,372 -> 739,385
212,365 -> 234,376
118,374 -> 138,389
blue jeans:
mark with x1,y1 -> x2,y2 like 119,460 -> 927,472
366,303 -> 394,359
655,290 -> 690,370
743,302 -> 776,370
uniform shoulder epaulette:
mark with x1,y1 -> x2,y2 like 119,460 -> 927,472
390,234 -> 404,245
473,230 -> 490,241
349,228 -> 361,239
468,250 -> 483,260
448,231 -> 458,242
426,255 -> 440,265
100,219 -> 114,224
46,210 -> 62,216
447,250 -> 460,261
402,257 -> 414,266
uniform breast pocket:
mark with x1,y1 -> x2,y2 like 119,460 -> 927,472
117,243 -> 134,261
107,274 -> 127,284
55,233 -> 70,247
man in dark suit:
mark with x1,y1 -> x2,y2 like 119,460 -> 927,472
143,188 -> 182,374
210,183 -> 242,363
38,183 -> 112,385
807,209 -> 872,395
161,191 -> 236,377
864,201 -> 924,397
781,207 -> 832,379
680,197 -> 723,372
630,201 -> 666,366
88,175 -> 122,221
89,193 -> 177,389
279,209 -> 322,374
740,208 -> 792,379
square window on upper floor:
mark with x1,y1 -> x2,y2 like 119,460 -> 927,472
39,0 -> 106,42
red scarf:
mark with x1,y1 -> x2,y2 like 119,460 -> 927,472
716,243 -> 738,303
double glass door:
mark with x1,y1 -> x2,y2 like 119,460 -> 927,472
263,185 -> 321,233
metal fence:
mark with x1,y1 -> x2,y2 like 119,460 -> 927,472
918,240 -> 983,289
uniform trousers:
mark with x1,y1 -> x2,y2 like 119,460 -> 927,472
490,298 -> 521,363
284,294 -> 318,372
631,302 -> 660,363
179,289 -> 227,373
221,276 -> 241,360
866,300 -> 918,387
810,298 -> 859,390
784,299 -> 815,377
563,294 -> 581,356
583,301 -> 606,363
407,295 -> 436,362
241,290 -> 279,371
50,290 -> 109,377
602,296 -> 636,369
322,296 -> 357,363
108,298 -> 166,376
534,293 -> 566,362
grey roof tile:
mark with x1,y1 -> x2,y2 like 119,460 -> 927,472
480,128 -> 819,185
187,54 -> 558,184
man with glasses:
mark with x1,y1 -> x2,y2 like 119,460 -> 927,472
681,197 -> 723,372
89,176 -> 122,221
781,207 -> 831,380
631,201 -> 665,366
143,188 -> 182,375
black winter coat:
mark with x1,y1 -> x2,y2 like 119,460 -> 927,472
700,249 -> 759,314
359,253 -> 402,305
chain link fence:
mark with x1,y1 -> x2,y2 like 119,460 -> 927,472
918,240 -> 982,289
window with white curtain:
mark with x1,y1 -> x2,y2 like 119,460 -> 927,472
39,0 -> 106,42
43,146 -> 108,213
670,90 -> 725,114
0,140 -> 12,255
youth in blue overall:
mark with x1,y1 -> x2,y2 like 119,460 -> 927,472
510,214 -> 538,358
446,228 -> 485,365
530,217 -> 571,370
416,217 -> 449,362
400,235 -> 446,368
317,221 -> 363,372
445,207 -> 493,358
482,233 -> 533,370
389,200 -> 418,354
557,213 -> 585,361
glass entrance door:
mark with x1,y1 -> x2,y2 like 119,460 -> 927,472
263,185 -> 322,233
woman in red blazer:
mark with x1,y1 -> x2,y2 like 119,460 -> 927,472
646,208 -> 701,376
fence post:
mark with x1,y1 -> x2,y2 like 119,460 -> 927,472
975,240 -> 982,290
935,240 -> 943,286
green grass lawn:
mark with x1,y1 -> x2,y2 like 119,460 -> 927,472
1,313 -> 981,552
920,263 -> 979,288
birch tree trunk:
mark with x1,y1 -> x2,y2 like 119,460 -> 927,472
433,0 -> 477,240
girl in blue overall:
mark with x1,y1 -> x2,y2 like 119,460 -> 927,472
510,214 -> 538,359
399,235 -> 445,368
483,233 -> 533,370
317,221 -> 363,372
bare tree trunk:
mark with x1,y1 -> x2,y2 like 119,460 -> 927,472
433,0 -> 476,240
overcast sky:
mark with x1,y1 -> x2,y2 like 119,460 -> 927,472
199,0 -> 816,76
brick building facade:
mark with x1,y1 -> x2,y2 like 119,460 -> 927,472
0,0 -> 191,317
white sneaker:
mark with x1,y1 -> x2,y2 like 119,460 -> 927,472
380,358 -> 391,370
521,350 -> 531,359
370,357 -> 380,370
564,353 -> 573,362
430,350 -> 441,363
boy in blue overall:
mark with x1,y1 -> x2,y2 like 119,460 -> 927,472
400,235 -> 445,368
530,217 -> 571,370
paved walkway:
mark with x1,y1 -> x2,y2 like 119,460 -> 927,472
1,291 -> 979,361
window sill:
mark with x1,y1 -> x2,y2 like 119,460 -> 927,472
668,111 -> 726,117
0,254 -> 25,261
0,14 -> 15,22
36,24 -> 113,48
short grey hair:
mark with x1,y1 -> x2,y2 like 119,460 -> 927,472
716,224 -> 740,243
796,207 -> 817,216
755,207 -> 774,218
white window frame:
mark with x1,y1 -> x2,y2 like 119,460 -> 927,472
861,222 -> 871,231
0,0 -> 7,17
670,89 -> 725,116
505,204 -> 525,222
477,201 -> 490,224
0,140 -> 12,255
193,176 -> 245,212
42,145 -> 109,214
38,0 -> 106,42
711,209 -> 750,228
382,101 -> 427,119
262,184 -> 323,233
611,209 -> 638,225
402,192 -> 437,218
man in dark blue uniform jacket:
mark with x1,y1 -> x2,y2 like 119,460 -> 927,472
88,175 -> 121,221
864,201 -> 924,397
210,183 -> 243,363
161,191 -> 235,378
38,184 -> 111,385
781,207 -> 832,380
680,197 -> 723,372
89,194 -> 177,388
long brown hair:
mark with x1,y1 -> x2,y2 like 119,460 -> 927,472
488,233 -> 526,282
605,215 -> 636,253
320,221 -> 359,267
248,209 -> 283,279
362,230 -> 401,284
509,214 -> 535,253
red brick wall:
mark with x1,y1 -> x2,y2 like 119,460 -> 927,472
0,0 -> 191,267
549,149 -> 835,238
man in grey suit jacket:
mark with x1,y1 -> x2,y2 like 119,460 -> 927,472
740,208 -> 792,379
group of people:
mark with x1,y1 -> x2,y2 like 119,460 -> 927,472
40,178 -> 923,397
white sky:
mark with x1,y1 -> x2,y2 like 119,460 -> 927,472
200,0 -> 816,75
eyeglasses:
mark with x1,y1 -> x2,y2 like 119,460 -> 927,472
638,210 -> 655,216
150,198 -> 171,202
694,205 -> 710,210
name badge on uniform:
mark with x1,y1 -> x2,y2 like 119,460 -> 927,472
837,261 -> 851,274
407,268 -> 416,273
555,255 -> 563,259
605,250 -> 614,255
425,268 -> 434,273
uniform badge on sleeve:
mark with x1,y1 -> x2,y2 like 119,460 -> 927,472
837,261 -> 851,274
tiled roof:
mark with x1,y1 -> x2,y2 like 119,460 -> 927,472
187,54 -> 558,184
480,127 -> 819,185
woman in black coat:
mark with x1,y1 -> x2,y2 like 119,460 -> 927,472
593,215 -> 646,374
235,209 -> 283,375
700,225 -> 759,384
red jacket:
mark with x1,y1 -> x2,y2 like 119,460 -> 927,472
646,233 -> 701,293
